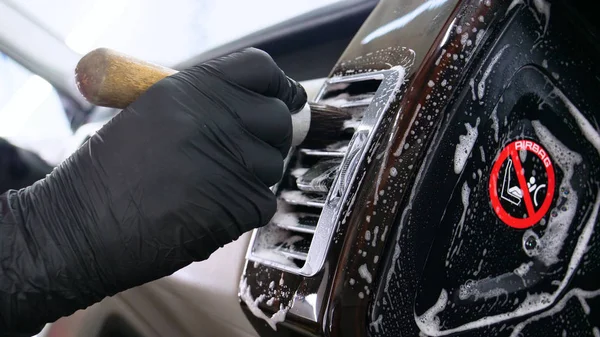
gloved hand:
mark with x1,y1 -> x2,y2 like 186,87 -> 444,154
0,138 -> 53,192
0,47 -> 307,335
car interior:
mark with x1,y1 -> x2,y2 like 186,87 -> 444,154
1,0 -> 599,336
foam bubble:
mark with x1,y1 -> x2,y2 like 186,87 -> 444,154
239,278 -> 289,331
510,288 -> 600,337
291,168 -> 309,177
477,44 -> 510,100
458,279 -> 509,301
369,314 -> 384,333
533,0 -> 551,34
280,190 -> 310,202
271,211 -> 300,228
454,118 -> 481,174
461,32 -> 469,45
359,264 -> 373,283
550,89 -> 600,154
490,106 -> 499,142
415,289 -> 448,335
507,0 -> 524,15
532,121 -> 582,266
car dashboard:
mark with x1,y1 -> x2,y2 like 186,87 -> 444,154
51,0 -> 600,337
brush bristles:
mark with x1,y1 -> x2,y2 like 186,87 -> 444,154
301,103 -> 353,148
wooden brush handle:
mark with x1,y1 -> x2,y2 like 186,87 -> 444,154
76,48 -> 314,146
75,48 -> 178,109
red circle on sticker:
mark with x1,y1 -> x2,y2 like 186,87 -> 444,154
489,140 -> 555,229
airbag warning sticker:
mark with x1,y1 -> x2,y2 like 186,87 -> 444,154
489,140 -> 555,229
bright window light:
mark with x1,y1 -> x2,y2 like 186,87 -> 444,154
0,75 -> 53,138
65,0 -> 129,54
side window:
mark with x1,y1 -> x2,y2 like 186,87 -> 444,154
0,52 -> 75,165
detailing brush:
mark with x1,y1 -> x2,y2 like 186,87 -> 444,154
74,48 -> 351,148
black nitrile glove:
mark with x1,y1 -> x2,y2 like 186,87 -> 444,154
0,48 -> 307,335
0,138 -> 53,192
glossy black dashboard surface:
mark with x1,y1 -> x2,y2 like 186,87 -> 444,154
370,0 -> 600,336
239,0 -> 600,336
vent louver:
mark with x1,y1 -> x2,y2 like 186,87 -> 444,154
246,68 -> 404,276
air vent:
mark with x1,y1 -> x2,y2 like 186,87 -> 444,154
246,68 -> 405,276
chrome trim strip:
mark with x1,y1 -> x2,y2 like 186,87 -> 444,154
299,149 -> 346,157
278,249 -> 308,261
275,223 -> 317,235
340,100 -> 372,108
281,198 -> 325,208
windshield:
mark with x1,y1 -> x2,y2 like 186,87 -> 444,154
8,0 -> 344,66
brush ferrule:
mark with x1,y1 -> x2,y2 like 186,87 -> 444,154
290,103 -> 311,147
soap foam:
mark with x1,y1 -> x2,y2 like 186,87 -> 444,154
253,249 -> 296,267
469,78 -> 477,101
415,289 -> 448,335
475,29 -> 486,47
372,226 -> 380,247
477,44 -> 510,100
414,121 -> 600,336
459,278 -> 509,301
359,264 -> 373,284
532,121 -> 581,266
239,278 -> 289,331
369,314 -> 384,333
550,89 -> 600,155
394,104 -> 422,157
280,190 -> 311,203
509,288 -> 600,337
490,106 -> 500,142
533,0 -> 551,35
454,118 -> 480,174
506,0 -> 524,15
291,168 -> 309,178
271,211 -> 300,228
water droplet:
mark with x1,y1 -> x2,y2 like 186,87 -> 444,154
525,236 -> 538,250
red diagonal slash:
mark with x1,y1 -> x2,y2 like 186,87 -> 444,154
509,149 -> 535,217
